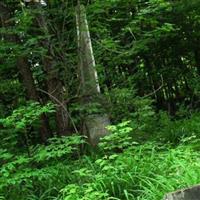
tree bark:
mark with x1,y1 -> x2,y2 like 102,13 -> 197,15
17,58 -> 51,142
194,49 -> 200,75
31,3 -> 69,136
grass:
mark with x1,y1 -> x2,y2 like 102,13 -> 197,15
2,139 -> 200,200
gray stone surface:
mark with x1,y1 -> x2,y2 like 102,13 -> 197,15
164,184 -> 200,200
85,114 -> 110,146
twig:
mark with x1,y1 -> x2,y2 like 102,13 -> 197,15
37,88 -> 79,134
143,75 -> 164,98
128,27 -> 137,41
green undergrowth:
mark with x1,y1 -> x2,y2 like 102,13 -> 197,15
1,120 -> 200,200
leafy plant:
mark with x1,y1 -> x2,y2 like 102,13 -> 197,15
0,101 -> 55,130
99,121 -> 136,151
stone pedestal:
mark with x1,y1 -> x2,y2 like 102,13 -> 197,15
164,184 -> 200,200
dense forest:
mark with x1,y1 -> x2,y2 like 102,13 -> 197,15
1,0 -> 200,199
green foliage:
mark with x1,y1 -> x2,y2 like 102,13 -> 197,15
158,111 -> 200,143
0,134 -> 84,194
0,102 -> 55,130
99,121 -> 136,151
60,183 -> 110,200
1,0 -> 200,200
33,135 -> 84,162
0,102 -> 55,152
107,88 -> 155,122
1,114 -> 200,200
107,88 -> 137,121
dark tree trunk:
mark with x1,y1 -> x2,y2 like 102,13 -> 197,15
1,3 -> 51,143
194,49 -> 200,75
18,58 -> 51,142
32,4 -> 69,136
18,58 -> 39,101
42,56 -> 69,136
144,56 -> 165,109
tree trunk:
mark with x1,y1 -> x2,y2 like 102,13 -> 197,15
1,3 -> 50,143
17,58 -> 51,142
194,49 -> 200,75
32,3 -> 69,136
42,55 -> 69,136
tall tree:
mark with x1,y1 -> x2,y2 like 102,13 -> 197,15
25,0 -> 70,136
0,2 -> 50,143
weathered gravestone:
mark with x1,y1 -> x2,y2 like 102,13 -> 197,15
164,184 -> 200,200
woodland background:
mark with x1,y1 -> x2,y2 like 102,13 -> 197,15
1,0 -> 200,199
